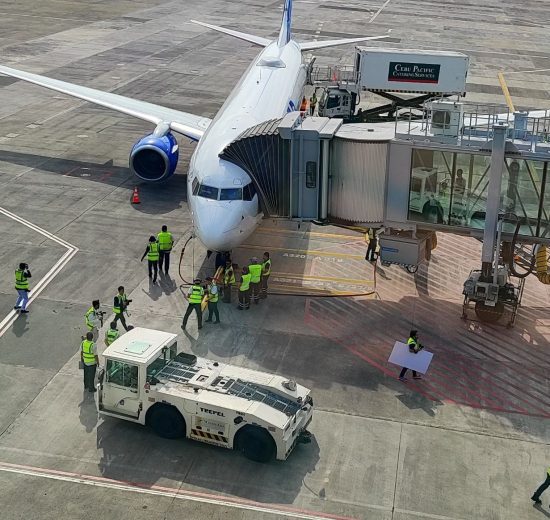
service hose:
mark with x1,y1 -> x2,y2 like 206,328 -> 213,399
178,235 -> 196,286
535,244 -> 550,284
508,220 -> 536,279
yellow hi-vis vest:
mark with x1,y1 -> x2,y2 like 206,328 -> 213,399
147,242 -> 160,261
407,337 -> 419,352
240,273 -> 251,292
105,328 -> 119,346
15,269 -> 29,290
85,307 -> 97,330
224,266 -> 235,284
248,264 -> 262,283
262,259 -> 271,276
81,340 -> 96,365
157,231 -> 173,251
188,284 -> 204,304
208,284 -> 219,303
113,293 -> 127,314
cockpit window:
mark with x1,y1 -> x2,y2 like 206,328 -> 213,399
220,188 -> 242,201
197,184 -> 219,200
243,182 -> 257,201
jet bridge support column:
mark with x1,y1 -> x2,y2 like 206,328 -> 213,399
480,123 -> 507,281
319,139 -> 330,221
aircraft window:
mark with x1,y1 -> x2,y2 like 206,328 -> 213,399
220,188 -> 242,200
192,177 -> 199,195
243,183 -> 257,201
197,184 -> 219,200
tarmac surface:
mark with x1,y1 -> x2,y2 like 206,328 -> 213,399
0,1 -> 549,519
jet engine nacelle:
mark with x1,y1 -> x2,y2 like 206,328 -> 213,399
130,132 -> 179,182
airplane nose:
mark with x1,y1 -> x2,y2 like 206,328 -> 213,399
193,200 -> 244,251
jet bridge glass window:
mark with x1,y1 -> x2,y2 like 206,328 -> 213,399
407,148 -> 550,239
220,187 -> 243,200
243,182 -> 257,201
106,360 -> 138,389
197,184 -> 219,200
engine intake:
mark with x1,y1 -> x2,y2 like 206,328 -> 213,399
130,132 -> 179,182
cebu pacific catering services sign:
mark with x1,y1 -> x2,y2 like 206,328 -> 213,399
388,62 -> 441,84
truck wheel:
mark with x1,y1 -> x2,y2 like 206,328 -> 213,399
235,426 -> 276,463
148,405 -> 185,439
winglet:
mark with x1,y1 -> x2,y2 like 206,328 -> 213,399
190,20 -> 271,47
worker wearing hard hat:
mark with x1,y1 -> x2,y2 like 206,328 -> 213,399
182,278 -> 204,329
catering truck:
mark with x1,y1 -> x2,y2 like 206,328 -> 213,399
317,47 -> 469,122
96,327 -> 313,462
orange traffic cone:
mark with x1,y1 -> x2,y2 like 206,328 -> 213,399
131,187 -> 140,204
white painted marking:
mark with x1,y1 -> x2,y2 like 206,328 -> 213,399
0,462 -> 354,520
369,0 -> 392,23
0,207 -> 78,338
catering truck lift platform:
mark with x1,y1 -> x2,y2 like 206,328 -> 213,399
310,47 -> 469,123
96,327 -> 313,462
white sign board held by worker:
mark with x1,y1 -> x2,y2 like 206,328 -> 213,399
388,341 -> 433,375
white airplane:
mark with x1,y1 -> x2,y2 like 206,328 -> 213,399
0,0 -> 386,252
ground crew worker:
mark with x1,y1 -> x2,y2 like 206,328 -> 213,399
223,261 -> 236,303
104,321 -> 120,346
113,286 -> 131,331
365,228 -> 379,262
182,278 -> 204,330
261,252 -> 271,299
238,267 -> 251,310
85,300 -> 103,341
248,257 -> 262,304
141,235 -> 160,284
299,95 -> 307,113
309,91 -> 317,116
81,331 -> 99,392
205,277 -> 220,324
532,466 -> 550,504
399,330 -> 423,381
157,225 -> 174,275
14,262 -> 31,314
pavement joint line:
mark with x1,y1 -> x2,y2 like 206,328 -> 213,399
0,206 -> 78,337
273,271 -> 374,285
0,461 -> 359,520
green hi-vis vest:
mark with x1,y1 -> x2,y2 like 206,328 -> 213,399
81,340 -> 96,364
208,285 -> 219,303
15,269 -> 29,290
224,267 -> 235,284
148,242 -> 160,261
85,306 -> 96,330
157,231 -> 173,251
113,293 -> 127,314
105,328 -> 119,345
240,273 -> 251,292
189,284 -> 204,304
262,259 -> 271,276
248,264 -> 262,283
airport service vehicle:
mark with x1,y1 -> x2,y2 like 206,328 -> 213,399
97,327 -> 313,462
318,48 -> 469,122
0,0 -> 387,252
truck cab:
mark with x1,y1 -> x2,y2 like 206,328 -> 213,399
97,327 -> 313,462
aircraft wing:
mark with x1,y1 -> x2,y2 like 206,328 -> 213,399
0,65 -> 211,141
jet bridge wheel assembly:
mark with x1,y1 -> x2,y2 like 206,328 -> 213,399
234,425 -> 276,463
147,404 -> 186,439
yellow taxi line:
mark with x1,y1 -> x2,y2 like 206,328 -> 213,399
256,227 -> 365,240
239,244 -> 366,260
273,271 -> 374,285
